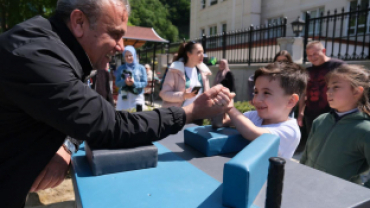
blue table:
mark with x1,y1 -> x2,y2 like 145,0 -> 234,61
71,125 -> 370,208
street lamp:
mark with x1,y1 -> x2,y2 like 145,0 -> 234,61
291,16 -> 305,37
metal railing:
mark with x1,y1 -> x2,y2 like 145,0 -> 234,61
137,19 -> 287,66
303,4 -> 370,63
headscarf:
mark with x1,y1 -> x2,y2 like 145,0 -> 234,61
213,59 -> 230,85
123,45 -> 138,69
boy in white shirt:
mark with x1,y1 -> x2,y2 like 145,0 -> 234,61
223,62 -> 307,158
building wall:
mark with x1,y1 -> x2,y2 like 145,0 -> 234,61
190,0 -> 352,39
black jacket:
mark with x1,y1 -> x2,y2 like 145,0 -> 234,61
0,15 -> 186,208
220,71 -> 236,93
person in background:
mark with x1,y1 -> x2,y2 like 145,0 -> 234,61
115,46 -> 147,111
91,63 -> 114,105
160,41 -> 211,125
300,65 -> 370,188
213,59 -> 236,93
145,64 -> 160,82
297,41 -> 344,149
247,50 -> 293,104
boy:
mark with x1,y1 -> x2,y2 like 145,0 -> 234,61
223,62 -> 307,158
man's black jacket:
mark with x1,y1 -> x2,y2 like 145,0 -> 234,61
0,15 -> 186,208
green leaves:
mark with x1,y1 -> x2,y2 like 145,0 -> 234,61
0,0 -> 58,32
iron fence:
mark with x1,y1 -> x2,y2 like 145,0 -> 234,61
303,4 -> 370,63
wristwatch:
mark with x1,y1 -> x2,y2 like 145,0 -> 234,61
63,138 -> 77,155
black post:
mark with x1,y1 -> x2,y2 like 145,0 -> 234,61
222,31 -> 227,59
331,9 -> 338,57
137,49 -> 141,64
167,42 -> 170,64
338,7 -> 345,58
361,4 -> 369,59
202,33 -> 207,54
248,25 -> 254,66
324,11 -> 330,50
303,11 -> 311,64
151,43 -> 157,106
265,157 -> 286,208
353,5 -> 361,58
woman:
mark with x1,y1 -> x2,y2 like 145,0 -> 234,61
115,46 -> 147,111
213,59 -> 236,92
160,41 -> 211,124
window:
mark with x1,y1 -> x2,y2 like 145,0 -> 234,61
222,24 -> 227,33
302,7 -> 325,36
210,0 -> 218,6
267,17 -> 284,38
348,0 -> 370,35
201,0 -> 206,9
209,25 -> 218,48
200,29 -> 205,37
209,25 -> 217,36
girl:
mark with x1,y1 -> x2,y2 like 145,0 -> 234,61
300,65 -> 370,188
115,46 -> 147,111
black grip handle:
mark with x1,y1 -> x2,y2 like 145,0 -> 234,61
265,157 -> 286,208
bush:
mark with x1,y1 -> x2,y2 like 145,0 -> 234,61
202,101 -> 255,126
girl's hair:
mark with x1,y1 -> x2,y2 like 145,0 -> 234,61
174,41 -> 201,64
273,50 -> 293,63
326,64 -> 370,116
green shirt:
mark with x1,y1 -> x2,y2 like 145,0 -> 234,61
300,111 -> 370,188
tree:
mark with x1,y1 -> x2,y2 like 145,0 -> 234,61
129,0 -> 179,42
0,0 -> 57,33
159,0 -> 190,39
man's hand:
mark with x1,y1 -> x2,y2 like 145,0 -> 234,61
125,77 -> 134,86
30,146 -> 71,192
183,84 -> 235,123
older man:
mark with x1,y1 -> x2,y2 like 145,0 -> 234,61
298,41 -> 344,142
0,0 -> 234,207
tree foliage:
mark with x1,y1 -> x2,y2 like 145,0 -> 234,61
0,0 -> 57,32
128,0 -> 179,42
159,0 -> 190,39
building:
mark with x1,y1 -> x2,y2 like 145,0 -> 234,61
190,0 -> 369,39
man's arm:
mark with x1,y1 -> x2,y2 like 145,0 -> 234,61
227,107 -> 270,141
297,93 -> 306,127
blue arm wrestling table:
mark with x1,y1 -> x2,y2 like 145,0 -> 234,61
71,124 -> 370,208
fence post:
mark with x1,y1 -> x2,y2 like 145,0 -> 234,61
202,33 -> 207,54
151,43 -> 157,106
303,11 -> 311,64
222,31 -> 227,59
282,17 -> 288,37
248,25 -> 254,66
167,42 -> 170,65
137,49 -> 141,64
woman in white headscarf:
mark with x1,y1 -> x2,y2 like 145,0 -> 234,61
115,46 -> 147,111
213,59 -> 235,93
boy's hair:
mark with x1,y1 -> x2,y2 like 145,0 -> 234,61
326,64 -> 370,116
254,62 -> 307,96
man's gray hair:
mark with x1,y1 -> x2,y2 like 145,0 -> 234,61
56,0 -> 130,29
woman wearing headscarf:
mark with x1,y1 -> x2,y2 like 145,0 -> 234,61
115,46 -> 147,111
213,59 -> 235,93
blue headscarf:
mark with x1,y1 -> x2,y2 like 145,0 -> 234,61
123,45 -> 138,69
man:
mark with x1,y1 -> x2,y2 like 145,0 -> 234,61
298,41 -> 344,143
0,0 -> 234,207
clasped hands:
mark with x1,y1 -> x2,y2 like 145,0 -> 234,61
183,84 -> 236,123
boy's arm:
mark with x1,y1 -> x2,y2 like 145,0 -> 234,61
297,93 -> 306,127
227,107 -> 270,141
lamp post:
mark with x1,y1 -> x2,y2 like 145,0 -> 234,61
291,16 -> 305,37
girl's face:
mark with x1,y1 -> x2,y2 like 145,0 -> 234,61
219,61 -> 226,70
326,76 -> 361,112
187,44 -> 204,65
125,51 -> 134,64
